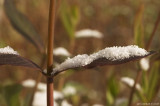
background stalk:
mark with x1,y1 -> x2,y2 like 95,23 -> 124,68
128,11 -> 160,106
47,0 -> 56,106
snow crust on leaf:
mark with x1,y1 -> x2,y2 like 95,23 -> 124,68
75,29 -> 103,38
53,45 -> 149,72
0,46 -> 18,55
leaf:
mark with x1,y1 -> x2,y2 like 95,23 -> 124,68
106,76 -> 119,105
134,4 -> 144,47
51,45 -> 155,76
85,51 -> 155,68
60,1 -> 80,40
4,0 -> 44,52
0,53 -> 42,71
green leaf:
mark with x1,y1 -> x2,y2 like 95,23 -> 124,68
60,1 -> 80,40
148,62 -> 159,100
4,0 -> 44,52
106,76 -> 119,105
134,4 -> 144,47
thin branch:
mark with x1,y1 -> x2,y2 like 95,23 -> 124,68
128,11 -> 160,106
128,70 -> 142,106
146,11 -> 160,50
47,0 -> 56,106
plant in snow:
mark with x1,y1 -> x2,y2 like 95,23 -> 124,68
75,29 -> 103,38
121,77 -> 141,90
1,0 -> 157,105
53,47 -> 71,57
52,45 -> 154,76
140,58 -> 149,71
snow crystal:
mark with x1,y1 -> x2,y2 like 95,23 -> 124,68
54,45 -> 149,71
0,46 -> 18,55
121,77 -> 141,90
75,29 -> 103,38
53,47 -> 71,56
140,58 -> 149,71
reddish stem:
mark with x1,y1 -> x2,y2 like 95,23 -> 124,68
47,0 -> 56,106
146,12 -> 160,50
128,70 -> 142,106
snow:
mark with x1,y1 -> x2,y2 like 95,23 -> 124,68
140,58 -> 149,71
22,79 -> 46,91
0,46 -> 18,55
75,29 -> 103,38
61,100 -> 72,106
121,77 -> 141,90
53,47 -> 71,57
63,85 -> 77,96
22,79 -> 65,106
54,45 -> 149,71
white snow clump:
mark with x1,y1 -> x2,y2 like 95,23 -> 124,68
75,29 -> 103,38
54,45 -> 149,71
22,79 -> 65,106
53,47 -> 71,57
121,77 -> 141,90
63,85 -> 77,96
140,58 -> 149,71
0,46 -> 18,55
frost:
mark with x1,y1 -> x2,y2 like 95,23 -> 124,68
0,46 -> 18,55
121,77 -> 141,90
53,47 -> 71,57
75,29 -> 103,38
53,45 -> 149,72
140,58 -> 149,71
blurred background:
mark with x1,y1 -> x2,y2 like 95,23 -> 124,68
0,0 -> 160,106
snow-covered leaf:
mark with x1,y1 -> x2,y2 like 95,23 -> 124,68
52,45 -> 155,76
0,46 -> 42,71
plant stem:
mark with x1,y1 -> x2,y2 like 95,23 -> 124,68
128,11 -> 160,106
146,11 -> 160,50
47,0 -> 56,106
128,70 -> 142,106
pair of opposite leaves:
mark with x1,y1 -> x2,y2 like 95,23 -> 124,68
0,46 -> 155,77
